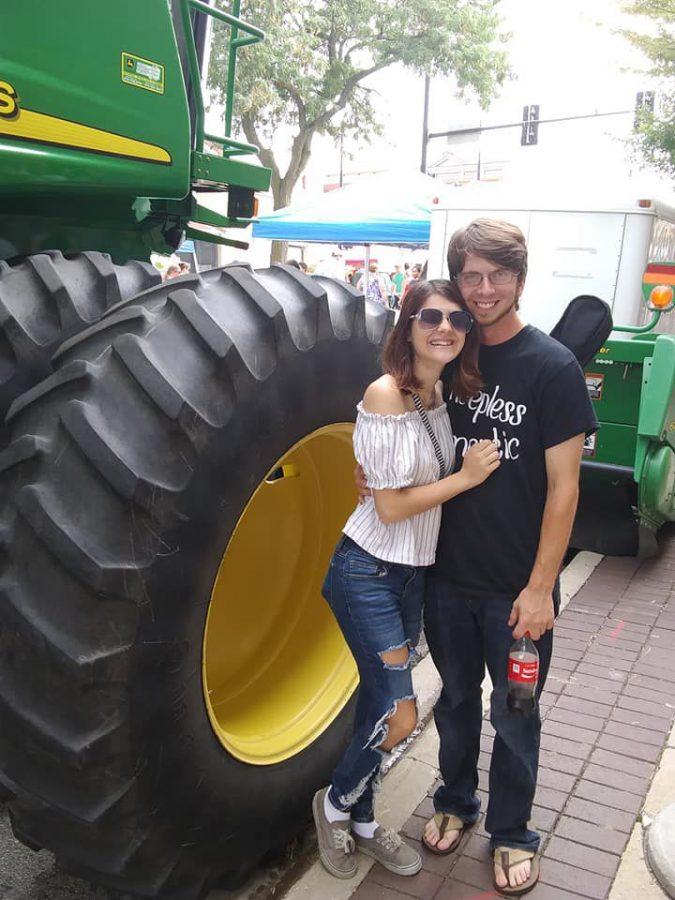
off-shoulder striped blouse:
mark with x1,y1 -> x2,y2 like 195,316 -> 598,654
343,401 -> 455,566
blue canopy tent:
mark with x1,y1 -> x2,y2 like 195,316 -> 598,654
252,171 -> 438,245
253,171 -> 439,292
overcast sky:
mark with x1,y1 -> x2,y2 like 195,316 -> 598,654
298,0 -> 666,196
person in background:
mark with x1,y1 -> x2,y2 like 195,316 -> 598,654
313,279 -> 497,881
165,264 -> 183,280
316,251 -> 344,280
286,259 -> 309,273
391,264 -> 406,308
357,262 -> 394,308
401,263 -> 422,301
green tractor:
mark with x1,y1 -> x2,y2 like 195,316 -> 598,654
0,2 -> 390,897
1,2 -> 674,899
573,288 -> 675,559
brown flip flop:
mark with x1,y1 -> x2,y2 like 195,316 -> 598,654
493,847 -> 540,896
422,812 -> 467,856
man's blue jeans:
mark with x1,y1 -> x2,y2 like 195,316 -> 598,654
424,574 -> 558,852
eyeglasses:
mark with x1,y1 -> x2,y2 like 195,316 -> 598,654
455,268 -> 517,288
410,308 -> 474,333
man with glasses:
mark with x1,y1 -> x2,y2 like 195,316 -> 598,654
419,219 -> 597,894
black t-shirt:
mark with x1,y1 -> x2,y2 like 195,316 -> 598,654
433,325 -> 598,595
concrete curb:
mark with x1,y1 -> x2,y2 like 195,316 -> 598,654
645,803 -> 675,898
610,724 -> 675,900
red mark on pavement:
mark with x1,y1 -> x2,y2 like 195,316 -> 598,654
609,620 -> 626,640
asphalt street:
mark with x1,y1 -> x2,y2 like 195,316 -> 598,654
0,805 -> 108,900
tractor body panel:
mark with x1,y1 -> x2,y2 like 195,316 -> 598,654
578,331 -> 675,554
0,0 -> 191,199
0,0 -> 270,262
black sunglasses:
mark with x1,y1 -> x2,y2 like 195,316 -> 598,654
410,308 -> 474,333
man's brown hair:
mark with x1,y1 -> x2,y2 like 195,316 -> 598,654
447,218 -> 528,281
381,278 -> 483,401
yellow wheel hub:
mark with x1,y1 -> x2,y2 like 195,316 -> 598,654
202,424 -> 359,765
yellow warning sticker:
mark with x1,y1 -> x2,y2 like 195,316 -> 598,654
121,52 -> 165,94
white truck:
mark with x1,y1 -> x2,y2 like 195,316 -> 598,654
427,184 -> 675,334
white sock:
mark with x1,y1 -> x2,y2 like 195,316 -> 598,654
352,820 -> 379,839
324,790 -> 350,823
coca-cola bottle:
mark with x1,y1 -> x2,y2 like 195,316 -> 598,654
507,632 -> 539,716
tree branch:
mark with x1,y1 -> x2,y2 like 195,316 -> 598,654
327,18 -> 336,65
241,113 -> 282,200
272,80 -> 308,129
285,127 -> 314,188
309,57 -> 395,131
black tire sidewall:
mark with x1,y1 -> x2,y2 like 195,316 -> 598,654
128,333 -> 380,870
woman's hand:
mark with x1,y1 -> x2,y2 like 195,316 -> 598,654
354,464 -> 370,504
460,440 -> 500,487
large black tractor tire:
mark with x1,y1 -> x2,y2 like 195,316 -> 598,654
0,250 -> 160,428
0,265 -> 390,899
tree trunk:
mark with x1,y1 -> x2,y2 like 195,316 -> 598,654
270,241 -> 288,265
269,177 -> 295,265
241,115 -> 314,267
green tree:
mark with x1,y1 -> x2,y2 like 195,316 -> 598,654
622,0 -> 675,178
209,0 -> 509,260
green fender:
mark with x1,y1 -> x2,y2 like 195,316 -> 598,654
639,444 -> 675,530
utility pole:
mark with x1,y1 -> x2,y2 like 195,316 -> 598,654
339,127 -> 344,187
421,74 -> 430,174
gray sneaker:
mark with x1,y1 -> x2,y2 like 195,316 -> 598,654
355,825 -> 422,876
312,788 -> 358,879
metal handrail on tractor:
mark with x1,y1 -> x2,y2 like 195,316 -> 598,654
178,0 -> 263,157
614,309 -> 663,334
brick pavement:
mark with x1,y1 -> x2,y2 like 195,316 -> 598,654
352,528 -> 675,900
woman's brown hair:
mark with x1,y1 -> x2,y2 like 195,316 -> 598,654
381,278 -> 483,401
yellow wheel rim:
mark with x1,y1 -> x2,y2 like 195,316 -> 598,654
202,424 -> 359,765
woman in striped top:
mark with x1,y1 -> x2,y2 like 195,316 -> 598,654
313,280 -> 501,880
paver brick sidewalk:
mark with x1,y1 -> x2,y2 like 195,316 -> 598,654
352,527 -> 675,900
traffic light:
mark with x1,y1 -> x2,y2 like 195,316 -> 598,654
521,105 -> 540,145
634,91 -> 655,130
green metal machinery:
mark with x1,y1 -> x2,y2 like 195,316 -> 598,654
0,0 -> 271,262
577,299 -> 675,557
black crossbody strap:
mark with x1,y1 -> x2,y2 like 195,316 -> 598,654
412,392 -> 447,479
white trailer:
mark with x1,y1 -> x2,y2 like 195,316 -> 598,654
428,185 -> 675,334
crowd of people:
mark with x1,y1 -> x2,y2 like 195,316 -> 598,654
288,256 -> 427,309
157,252 -> 424,307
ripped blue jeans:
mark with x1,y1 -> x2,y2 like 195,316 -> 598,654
322,534 -> 424,822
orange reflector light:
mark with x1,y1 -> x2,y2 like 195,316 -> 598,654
253,196 -> 260,218
649,284 -> 674,310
